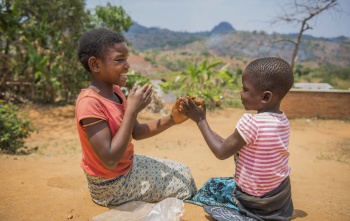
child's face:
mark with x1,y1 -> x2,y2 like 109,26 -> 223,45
98,42 -> 130,87
240,71 -> 264,111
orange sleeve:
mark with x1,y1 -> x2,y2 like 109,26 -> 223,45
76,97 -> 107,126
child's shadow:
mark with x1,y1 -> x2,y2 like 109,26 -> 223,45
205,215 -> 217,221
292,209 -> 308,220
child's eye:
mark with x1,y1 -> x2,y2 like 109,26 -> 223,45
115,58 -> 127,62
114,55 -> 128,61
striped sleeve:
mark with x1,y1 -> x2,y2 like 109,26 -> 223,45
236,113 -> 258,145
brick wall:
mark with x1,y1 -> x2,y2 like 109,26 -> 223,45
281,89 -> 350,119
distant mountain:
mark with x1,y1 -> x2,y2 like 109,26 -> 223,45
124,22 -> 208,50
124,21 -> 350,68
127,22 -> 174,35
210,21 -> 236,35
127,22 -> 152,34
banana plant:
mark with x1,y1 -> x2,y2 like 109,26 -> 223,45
160,59 -> 238,109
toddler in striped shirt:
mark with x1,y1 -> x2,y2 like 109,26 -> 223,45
181,57 -> 294,221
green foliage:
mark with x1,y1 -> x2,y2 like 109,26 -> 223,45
1,0 -> 133,104
160,59 -> 240,109
235,67 -> 243,76
295,64 -> 350,89
159,56 -> 187,71
294,64 -> 312,77
314,64 -> 350,89
1,0 -> 91,103
124,23 -> 350,80
143,50 -> 159,67
122,70 -> 151,96
221,89 -> 243,108
0,101 -> 35,154
1,0 -> 348,105
93,2 -> 133,33
317,64 -> 350,81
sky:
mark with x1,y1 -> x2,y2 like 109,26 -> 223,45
85,0 -> 350,38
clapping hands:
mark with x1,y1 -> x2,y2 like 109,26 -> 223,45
180,96 -> 206,123
176,96 -> 206,123
127,84 -> 153,113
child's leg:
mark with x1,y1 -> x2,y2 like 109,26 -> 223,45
85,155 -> 197,206
134,155 -> 197,202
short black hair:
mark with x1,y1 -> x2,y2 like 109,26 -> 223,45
244,57 -> 294,99
77,28 -> 125,72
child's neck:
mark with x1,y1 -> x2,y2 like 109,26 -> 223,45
89,79 -> 113,93
258,110 -> 282,114
257,103 -> 281,114
88,82 -> 121,104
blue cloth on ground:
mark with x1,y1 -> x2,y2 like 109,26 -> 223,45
185,177 -> 239,210
185,177 -> 257,220
186,176 -> 293,221
185,177 -> 257,221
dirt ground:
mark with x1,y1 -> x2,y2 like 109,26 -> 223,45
1,104 -> 350,221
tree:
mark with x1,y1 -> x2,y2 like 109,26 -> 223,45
272,0 -> 339,70
0,0 -> 133,103
93,2 -> 133,33
0,0 -> 90,103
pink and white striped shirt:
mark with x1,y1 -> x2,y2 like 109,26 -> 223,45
235,112 -> 291,196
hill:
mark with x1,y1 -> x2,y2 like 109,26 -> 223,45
124,22 -> 350,79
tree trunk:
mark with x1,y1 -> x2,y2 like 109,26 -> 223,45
291,20 -> 307,70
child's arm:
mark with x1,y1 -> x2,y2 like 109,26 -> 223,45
82,84 -> 153,169
132,97 -> 188,140
181,98 -> 246,160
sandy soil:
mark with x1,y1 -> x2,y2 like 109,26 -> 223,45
0,104 -> 350,221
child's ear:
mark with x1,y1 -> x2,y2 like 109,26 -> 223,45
88,57 -> 99,72
262,91 -> 272,103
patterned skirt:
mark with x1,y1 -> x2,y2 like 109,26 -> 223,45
185,176 -> 293,221
85,155 -> 197,207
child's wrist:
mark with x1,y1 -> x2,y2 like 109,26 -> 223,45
125,107 -> 138,117
168,115 -> 177,125
196,116 -> 206,124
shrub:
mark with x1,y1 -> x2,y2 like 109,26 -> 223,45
0,101 -> 35,154
160,59 -> 239,110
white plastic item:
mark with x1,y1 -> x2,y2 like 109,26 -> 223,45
90,201 -> 154,221
142,197 -> 184,221
90,198 -> 184,221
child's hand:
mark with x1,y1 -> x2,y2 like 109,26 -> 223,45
170,96 -> 203,124
170,97 -> 189,124
126,84 -> 153,113
180,97 -> 206,123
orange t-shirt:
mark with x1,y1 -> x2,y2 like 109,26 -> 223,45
75,85 -> 134,178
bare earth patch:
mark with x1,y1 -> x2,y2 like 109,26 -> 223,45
0,105 -> 350,220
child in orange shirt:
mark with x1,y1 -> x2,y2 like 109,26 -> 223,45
76,28 -> 196,206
